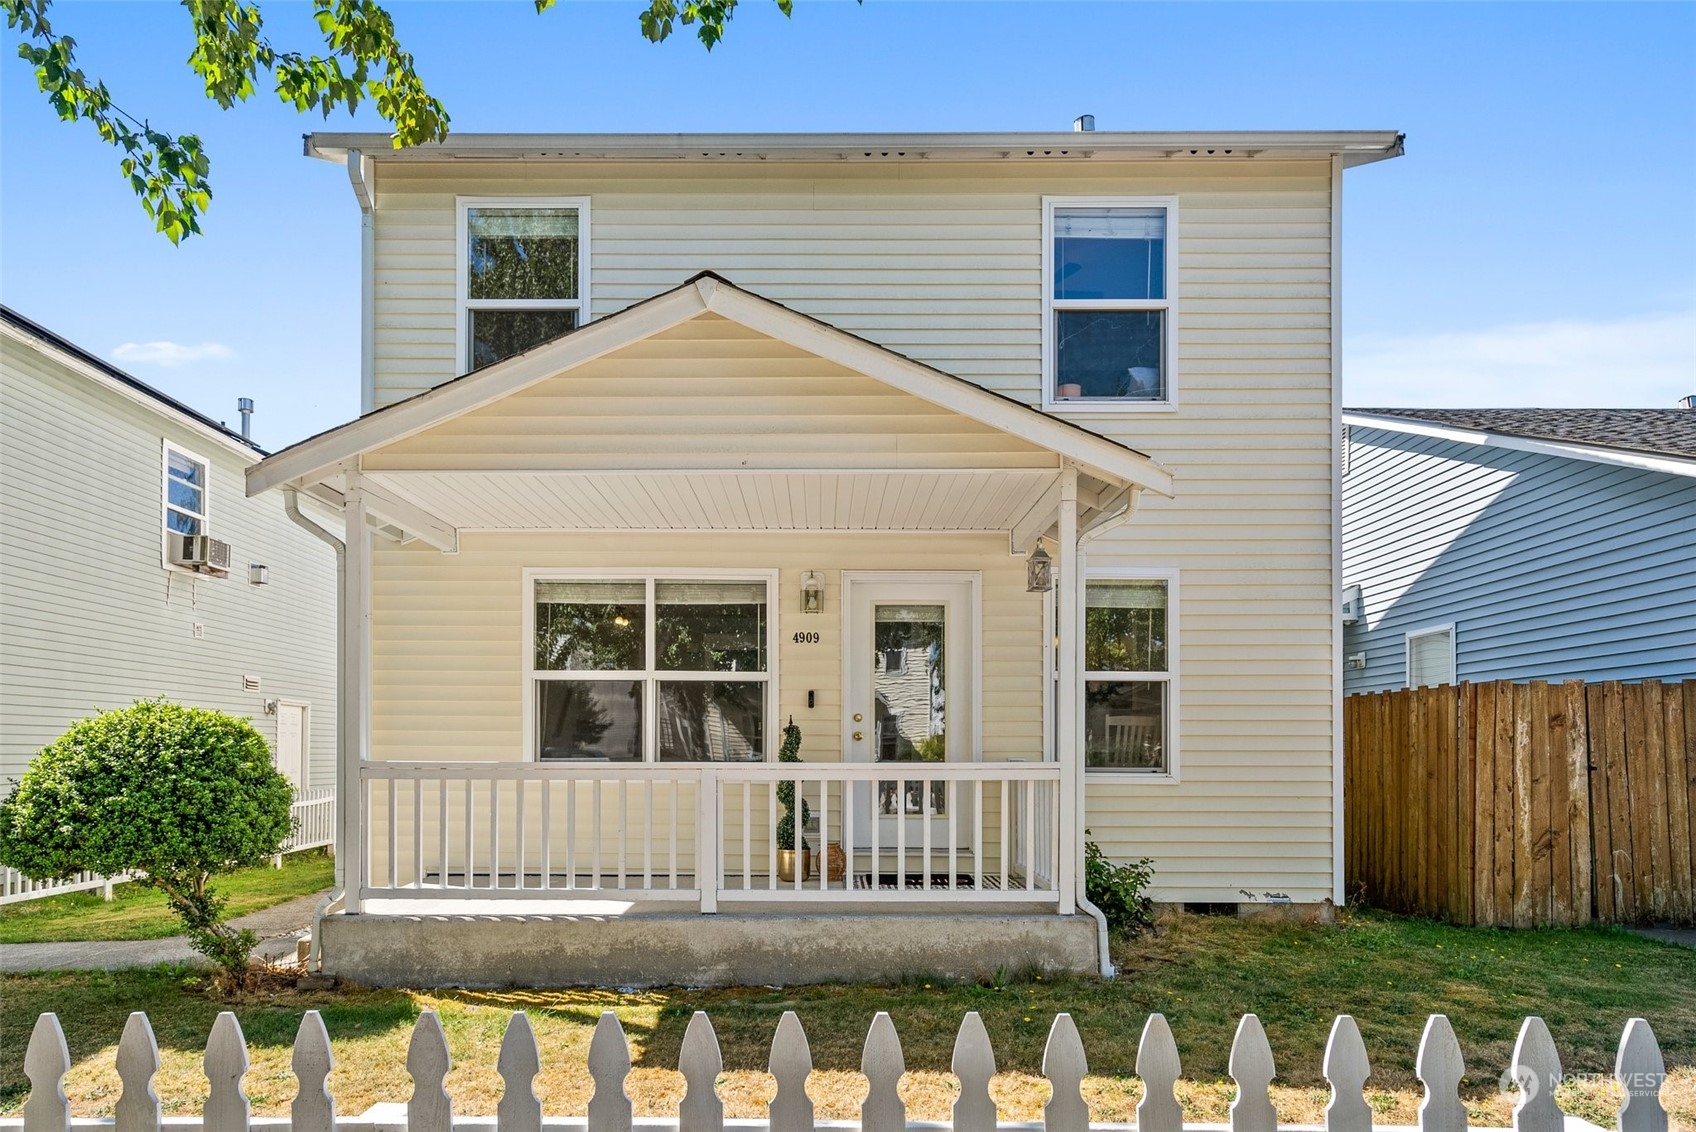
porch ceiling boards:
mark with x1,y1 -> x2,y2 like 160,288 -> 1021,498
364,468 -> 1062,532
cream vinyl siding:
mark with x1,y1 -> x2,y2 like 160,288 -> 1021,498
365,314 -> 1056,473
369,531 -> 1041,765
0,334 -> 339,788
365,156 -> 1340,904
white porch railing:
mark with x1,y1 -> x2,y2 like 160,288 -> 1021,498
1,788 -> 336,905
359,761 -> 1061,910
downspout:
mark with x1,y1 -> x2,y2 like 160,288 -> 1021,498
346,150 -> 376,415
282,487 -> 345,970
1074,486 -> 1141,978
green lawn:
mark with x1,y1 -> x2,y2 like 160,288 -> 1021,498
2,906 -> 1691,1127
0,852 -> 334,943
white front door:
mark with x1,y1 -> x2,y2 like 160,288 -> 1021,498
843,575 -> 977,855
275,701 -> 308,790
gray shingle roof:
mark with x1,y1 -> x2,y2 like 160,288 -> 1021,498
1345,408 -> 1696,461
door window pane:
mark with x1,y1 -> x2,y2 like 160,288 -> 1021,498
1085,580 -> 1168,672
537,680 -> 642,761
467,207 -> 580,300
1054,207 -> 1166,300
535,581 -> 645,671
1084,681 -> 1166,770
1055,310 -> 1165,400
656,580 -> 767,672
657,681 -> 765,761
873,603 -> 947,814
469,308 -> 578,372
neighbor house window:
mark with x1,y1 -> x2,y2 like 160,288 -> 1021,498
1083,575 -> 1175,774
163,442 -> 208,538
527,573 -> 773,762
1043,197 -> 1177,408
458,198 -> 588,373
1406,624 -> 1456,688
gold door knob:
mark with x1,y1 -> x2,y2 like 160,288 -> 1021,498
853,730 -> 864,741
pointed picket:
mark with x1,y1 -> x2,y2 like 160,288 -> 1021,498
1134,1013 -> 1183,1132
291,1010 -> 335,1132
768,1011 -> 815,1132
23,1013 -> 69,1132
1415,1015 -> 1467,1132
1228,1014 -> 1277,1132
1323,1015 -> 1372,1132
950,1011 -> 997,1132
406,1011 -> 453,1132
203,1012 -> 250,1132
1510,1017 -> 1563,1132
679,1012 -> 725,1132
497,1013 -> 543,1132
587,1012 -> 633,1132
1042,1013 -> 1090,1132
1615,1018 -> 1667,1132
860,1012 -> 906,1132
115,1012 -> 161,1132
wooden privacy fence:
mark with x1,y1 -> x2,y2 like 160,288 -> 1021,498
1345,679 -> 1696,927
11,1006 -> 1672,1132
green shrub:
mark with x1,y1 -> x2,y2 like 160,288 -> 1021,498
774,716 -> 810,851
0,699 -> 295,985
1084,830 -> 1155,935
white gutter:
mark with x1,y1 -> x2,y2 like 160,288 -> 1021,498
1342,411 -> 1696,480
281,487 -> 346,971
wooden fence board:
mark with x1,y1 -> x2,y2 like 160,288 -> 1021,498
1343,679 -> 1694,927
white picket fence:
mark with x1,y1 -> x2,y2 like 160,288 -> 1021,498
0,789 -> 335,906
8,1006 -> 1671,1132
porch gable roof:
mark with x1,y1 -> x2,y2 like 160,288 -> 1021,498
247,274 -> 1174,499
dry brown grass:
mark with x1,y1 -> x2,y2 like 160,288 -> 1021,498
4,909 -> 1692,1129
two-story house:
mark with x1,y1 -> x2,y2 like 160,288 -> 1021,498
247,129 -> 1404,986
1,307 -> 339,902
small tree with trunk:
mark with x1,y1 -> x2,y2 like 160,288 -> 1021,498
0,698 -> 295,987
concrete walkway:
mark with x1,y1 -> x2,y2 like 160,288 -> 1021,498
0,890 -> 328,973
1630,926 -> 1696,948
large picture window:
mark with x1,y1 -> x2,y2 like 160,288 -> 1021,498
1043,197 -> 1177,409
527,574 -> 773,762
1083,575 -> 1176,775
458,199 -> 588,373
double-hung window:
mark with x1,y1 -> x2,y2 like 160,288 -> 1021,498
527,574 -> 773,762
163,442 -> 208,539
458,198 -> 588,373
1083,575 -> 1176,775
1043,197 -> 1177,408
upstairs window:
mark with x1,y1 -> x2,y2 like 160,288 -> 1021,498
458,199 -> 588,373
163,442 -> 208,537
1044,198 -> 1177,408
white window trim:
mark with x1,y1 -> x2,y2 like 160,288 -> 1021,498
1082,567 -> 1180,784
160,439 -> 210,573
521,568 -> 779,763
1041,195 -> 1180,414
455,196 -> 592,377
1405,622 -> 1457,690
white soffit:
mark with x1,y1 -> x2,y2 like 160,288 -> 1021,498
365,469 -> 1061,532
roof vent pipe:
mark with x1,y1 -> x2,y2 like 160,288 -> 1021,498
1073,114 -> 1096,133
237,397 -> 254,439
1680,395 -> 1695,410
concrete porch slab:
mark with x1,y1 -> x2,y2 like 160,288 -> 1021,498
320,908 -> 1100,987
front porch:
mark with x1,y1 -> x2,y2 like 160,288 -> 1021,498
249,276 -> 1178,982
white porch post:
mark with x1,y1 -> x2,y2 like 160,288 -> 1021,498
1055,464 -> 1080,914
340,472 -> 372,913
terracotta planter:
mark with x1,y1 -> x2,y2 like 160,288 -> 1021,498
777,848 -> 816,882
826,840 -> 847,882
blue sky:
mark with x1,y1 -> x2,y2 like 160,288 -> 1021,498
3,1 -> 1693,450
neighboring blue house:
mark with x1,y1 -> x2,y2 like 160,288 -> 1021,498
1340,407 -> 1696,694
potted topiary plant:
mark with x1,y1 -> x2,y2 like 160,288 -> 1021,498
774,716 -> 814,881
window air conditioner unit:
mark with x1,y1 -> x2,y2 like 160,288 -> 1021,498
169,534 -> 232,576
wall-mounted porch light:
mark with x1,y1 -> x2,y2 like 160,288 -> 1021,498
800,571 -> 825,614
1026,545 -> 1053,593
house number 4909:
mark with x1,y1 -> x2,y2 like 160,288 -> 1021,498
792,631 -> 821,645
